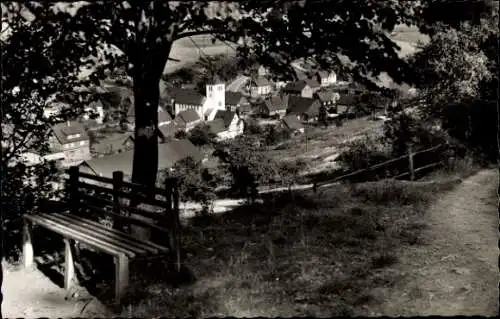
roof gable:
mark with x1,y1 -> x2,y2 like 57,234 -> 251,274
169,88 -> 205,106
284,80 -> 308,92
225,91 -> 244,105
52,121 -> 89,145
214,110 -> 236,128
207,119 -> 226,134
282,115 -> 304,130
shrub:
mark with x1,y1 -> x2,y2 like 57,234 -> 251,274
338,135 -> 391,171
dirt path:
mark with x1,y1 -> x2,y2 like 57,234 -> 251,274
374,169 -> 499,316
2,265 -> 110,318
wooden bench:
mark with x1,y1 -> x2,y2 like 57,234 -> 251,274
23,166 -> 181,304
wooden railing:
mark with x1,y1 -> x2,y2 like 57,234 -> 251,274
65,166 -> 182,270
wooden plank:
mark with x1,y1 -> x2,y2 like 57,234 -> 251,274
77,181 -> 113,194
64,238 -> 75,290
51,213 -> 164,255
23,221 -> 34,268
39,213 -> 148,256
120,179 -> 166,197
114,254 -> 129,305
393,161 -> 444,180
83,204 -> 170,235
76,171 -> 114,185
52,213 -> 169,253
24,214 -> 136,258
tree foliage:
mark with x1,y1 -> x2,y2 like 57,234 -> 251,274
160,157 -> 217,214
214,136 -> 279,202
187,123 -> 217,146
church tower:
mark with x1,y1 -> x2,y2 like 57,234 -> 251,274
204,81 -> 226,121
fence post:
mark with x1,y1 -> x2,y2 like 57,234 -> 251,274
112,171 -> 124,231
408,144 -> 415,181
67,166 -> 80,216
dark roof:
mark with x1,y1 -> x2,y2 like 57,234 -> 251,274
91,133 -> 134,155
284,80 -> 309,93
225,91 -> 244,105
252,76 -> 272,87
317,70 -> 330,78
81,139 -> 202,180
304,78 -> 320,88
264,95 -> 288,112
169,88 -> 205,106
287,96 -> 320,116
207,119 -> 227,134
214,110 -> 236,128
158,122 -> 178,139
51,121 -> 89,145
336,94 -> 358,106
158,110 -> 173,124
315,90 -> 336,102
176,109 -> 201,124
282,115 -> 304,131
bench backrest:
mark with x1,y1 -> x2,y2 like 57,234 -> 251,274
64,166 -> 180,249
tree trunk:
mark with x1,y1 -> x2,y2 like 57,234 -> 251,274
131,42 -> 171,191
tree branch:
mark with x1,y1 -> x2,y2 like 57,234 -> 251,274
173,29 -> 217,41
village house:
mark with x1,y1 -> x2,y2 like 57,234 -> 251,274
314,90 -> 340,110
315,70 -> 337,87
225,91 -> 249,113
286,95 -> 322,122
79,139 -> 203,182
281,114 -> 305,135
258,95 -> 289,119
125,104 -> 172,130
283,80 -> 314,98
82,99 -> 105,125
49,121 -> 91,167
213,110 -> 244,140
249,77 -> 272,98
174,109 -> 202,132
90,132 -> 135,158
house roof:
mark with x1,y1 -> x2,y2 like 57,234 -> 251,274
336,94 -> 358,106
287,96 -> 320,116
225,91 -> 244,105
264,95 -> 288,112
158,122 -> 178,139
82,138 -> 202,180
91,133 -> 134,155
284,80 -> 309,92
282,115 -> 304,131
214,110 -> 236,128
315,90 -> 336,102
304,78 -> 320,88
169,88 -> 205,106
207,119 -> 227,134
176,109 -> 201,124
51,121 -> 89,145
158,110 -> 173,124
252,76 -> 271,87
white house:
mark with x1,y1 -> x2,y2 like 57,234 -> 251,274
316,70 -> 337,87
212,110 -> 244,140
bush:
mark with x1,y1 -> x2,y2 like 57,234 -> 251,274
338,135 -> 392,171
187,124 -> 216,146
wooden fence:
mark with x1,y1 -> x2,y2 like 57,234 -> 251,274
314,143 -> 448,187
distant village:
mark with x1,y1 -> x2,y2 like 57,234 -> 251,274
11,60 -> 399,182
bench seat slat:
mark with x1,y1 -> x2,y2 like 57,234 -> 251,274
51,212 -> 167,255
54,212 -> 170,253
24,214 -> 136,258
39,213 -> 149,256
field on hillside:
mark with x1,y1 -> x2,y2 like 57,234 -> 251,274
265,116 -> 385,174
117,177 -> 462,317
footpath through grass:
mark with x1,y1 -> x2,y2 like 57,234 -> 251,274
120,177 -> 461,317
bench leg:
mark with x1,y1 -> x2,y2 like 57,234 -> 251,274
23,222 -> 34,269
64,239 -> 75,290
114,254 -> 129,305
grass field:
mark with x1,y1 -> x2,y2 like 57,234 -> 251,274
117,177 -> 462,317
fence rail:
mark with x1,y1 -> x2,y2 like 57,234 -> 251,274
314,143 -> 448,187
